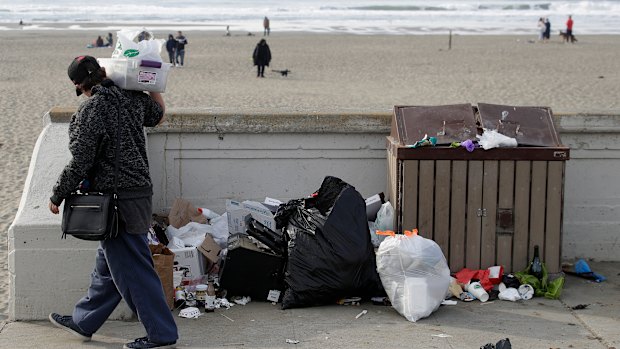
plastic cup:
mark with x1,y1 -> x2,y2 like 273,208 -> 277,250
518,284 -> 534,300
467,281 -> 490,302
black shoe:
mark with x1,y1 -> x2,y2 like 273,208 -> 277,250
48,313 -> 92,341
123,336 -> 176,349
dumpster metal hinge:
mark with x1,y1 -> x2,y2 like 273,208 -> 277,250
476,208 -> 487,217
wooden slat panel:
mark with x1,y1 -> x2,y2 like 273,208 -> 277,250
450,161 -> 467,272
434,160 -> 451,259
481,161 -> 499,269
401,160 -> 419,233
513,161 -> 531,271
497,161 -> 515,272
466,161 -> 483,269
529,161 -> 547,265
545,161 -> 564,273
418,160 -> 435,238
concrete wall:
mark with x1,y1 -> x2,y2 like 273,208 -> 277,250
558,113 -> 620,261
147,110 -> 391,213
8,107 -> 620,320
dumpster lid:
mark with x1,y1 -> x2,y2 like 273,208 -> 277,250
392,104 -> 478,146
477,103 -> 561,147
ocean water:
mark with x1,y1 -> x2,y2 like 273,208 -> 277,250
1,0 -> 619,35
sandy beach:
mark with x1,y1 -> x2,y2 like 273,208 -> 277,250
1,29 -> 619,319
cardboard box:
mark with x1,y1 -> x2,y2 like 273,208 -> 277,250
198,234 -> 222,265
170,246 -> 206,278
242,201 -> 277,231
263,197 -> 283,213
226,200 -> 278,235
226,200 -> 251,235
168,198 -> 207,228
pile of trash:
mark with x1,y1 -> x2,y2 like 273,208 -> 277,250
149,175 -> 596,323
149,176 -> 390,316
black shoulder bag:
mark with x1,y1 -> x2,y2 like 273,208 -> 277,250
61,100 -> 121,241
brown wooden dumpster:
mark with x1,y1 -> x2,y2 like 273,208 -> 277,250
386,103 -> 569,273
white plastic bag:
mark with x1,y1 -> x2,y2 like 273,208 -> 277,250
372,202 -> 394,247
166,222 -> 214,247
209,213 -> 230,248
476,128 -> 518,150
375,202 -> 394,231
376,232 -> 451,322
498,287 -> 521,302
112,29 -> 164,62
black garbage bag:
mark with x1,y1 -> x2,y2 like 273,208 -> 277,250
275,176 -> 384,309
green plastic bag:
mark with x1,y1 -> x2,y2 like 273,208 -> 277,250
515,261 -> 564,299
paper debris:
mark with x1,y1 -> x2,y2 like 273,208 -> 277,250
219,313 -> 235,322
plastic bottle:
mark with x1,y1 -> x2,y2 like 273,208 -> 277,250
195,284 -> 208,308
197,208 -> 220,220
205,280 -> 216,312
174,286 -> 186,309
530,245 -> 543,280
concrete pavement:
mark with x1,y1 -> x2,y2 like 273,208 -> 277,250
0,262 -> 617,349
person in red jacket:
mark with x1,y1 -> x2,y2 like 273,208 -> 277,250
566,15 -> 575,43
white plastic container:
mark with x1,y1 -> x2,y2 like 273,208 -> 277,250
97,58 -> 171,93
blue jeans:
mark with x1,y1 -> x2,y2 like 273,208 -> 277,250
71,231 -> 178,343
175,49 -> 185,66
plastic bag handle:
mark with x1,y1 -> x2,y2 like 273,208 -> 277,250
376,230 -> 395,237
376,229 -> 418,237
404,229 -> 418,236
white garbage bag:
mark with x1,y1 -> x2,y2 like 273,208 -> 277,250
376,232 -> 451,322
112,29 -> 164,62
166,222 -> 213,247
476,128 -> 518,150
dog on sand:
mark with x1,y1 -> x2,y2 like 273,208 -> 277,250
559,30 -> 577,43
272,69 -> 291,77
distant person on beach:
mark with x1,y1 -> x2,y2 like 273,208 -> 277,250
175,31 -> 188,67
166,34 -> 176,64
544,18 -> 551,41
48,55 -> 178,349
95,36 -> 104,47
565,15 -> 575,43
263,16 -> 270,36
19,19 -> 23,25
537,17 -> 545,41
253,39 -> 271,77
106,32 -> 113,47
226,25 -> 231,36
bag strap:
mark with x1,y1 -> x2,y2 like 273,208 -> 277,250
113,97 -> 121,197
108,96 -> 122,239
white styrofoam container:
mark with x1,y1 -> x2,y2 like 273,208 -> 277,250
97,58 -> 172,93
